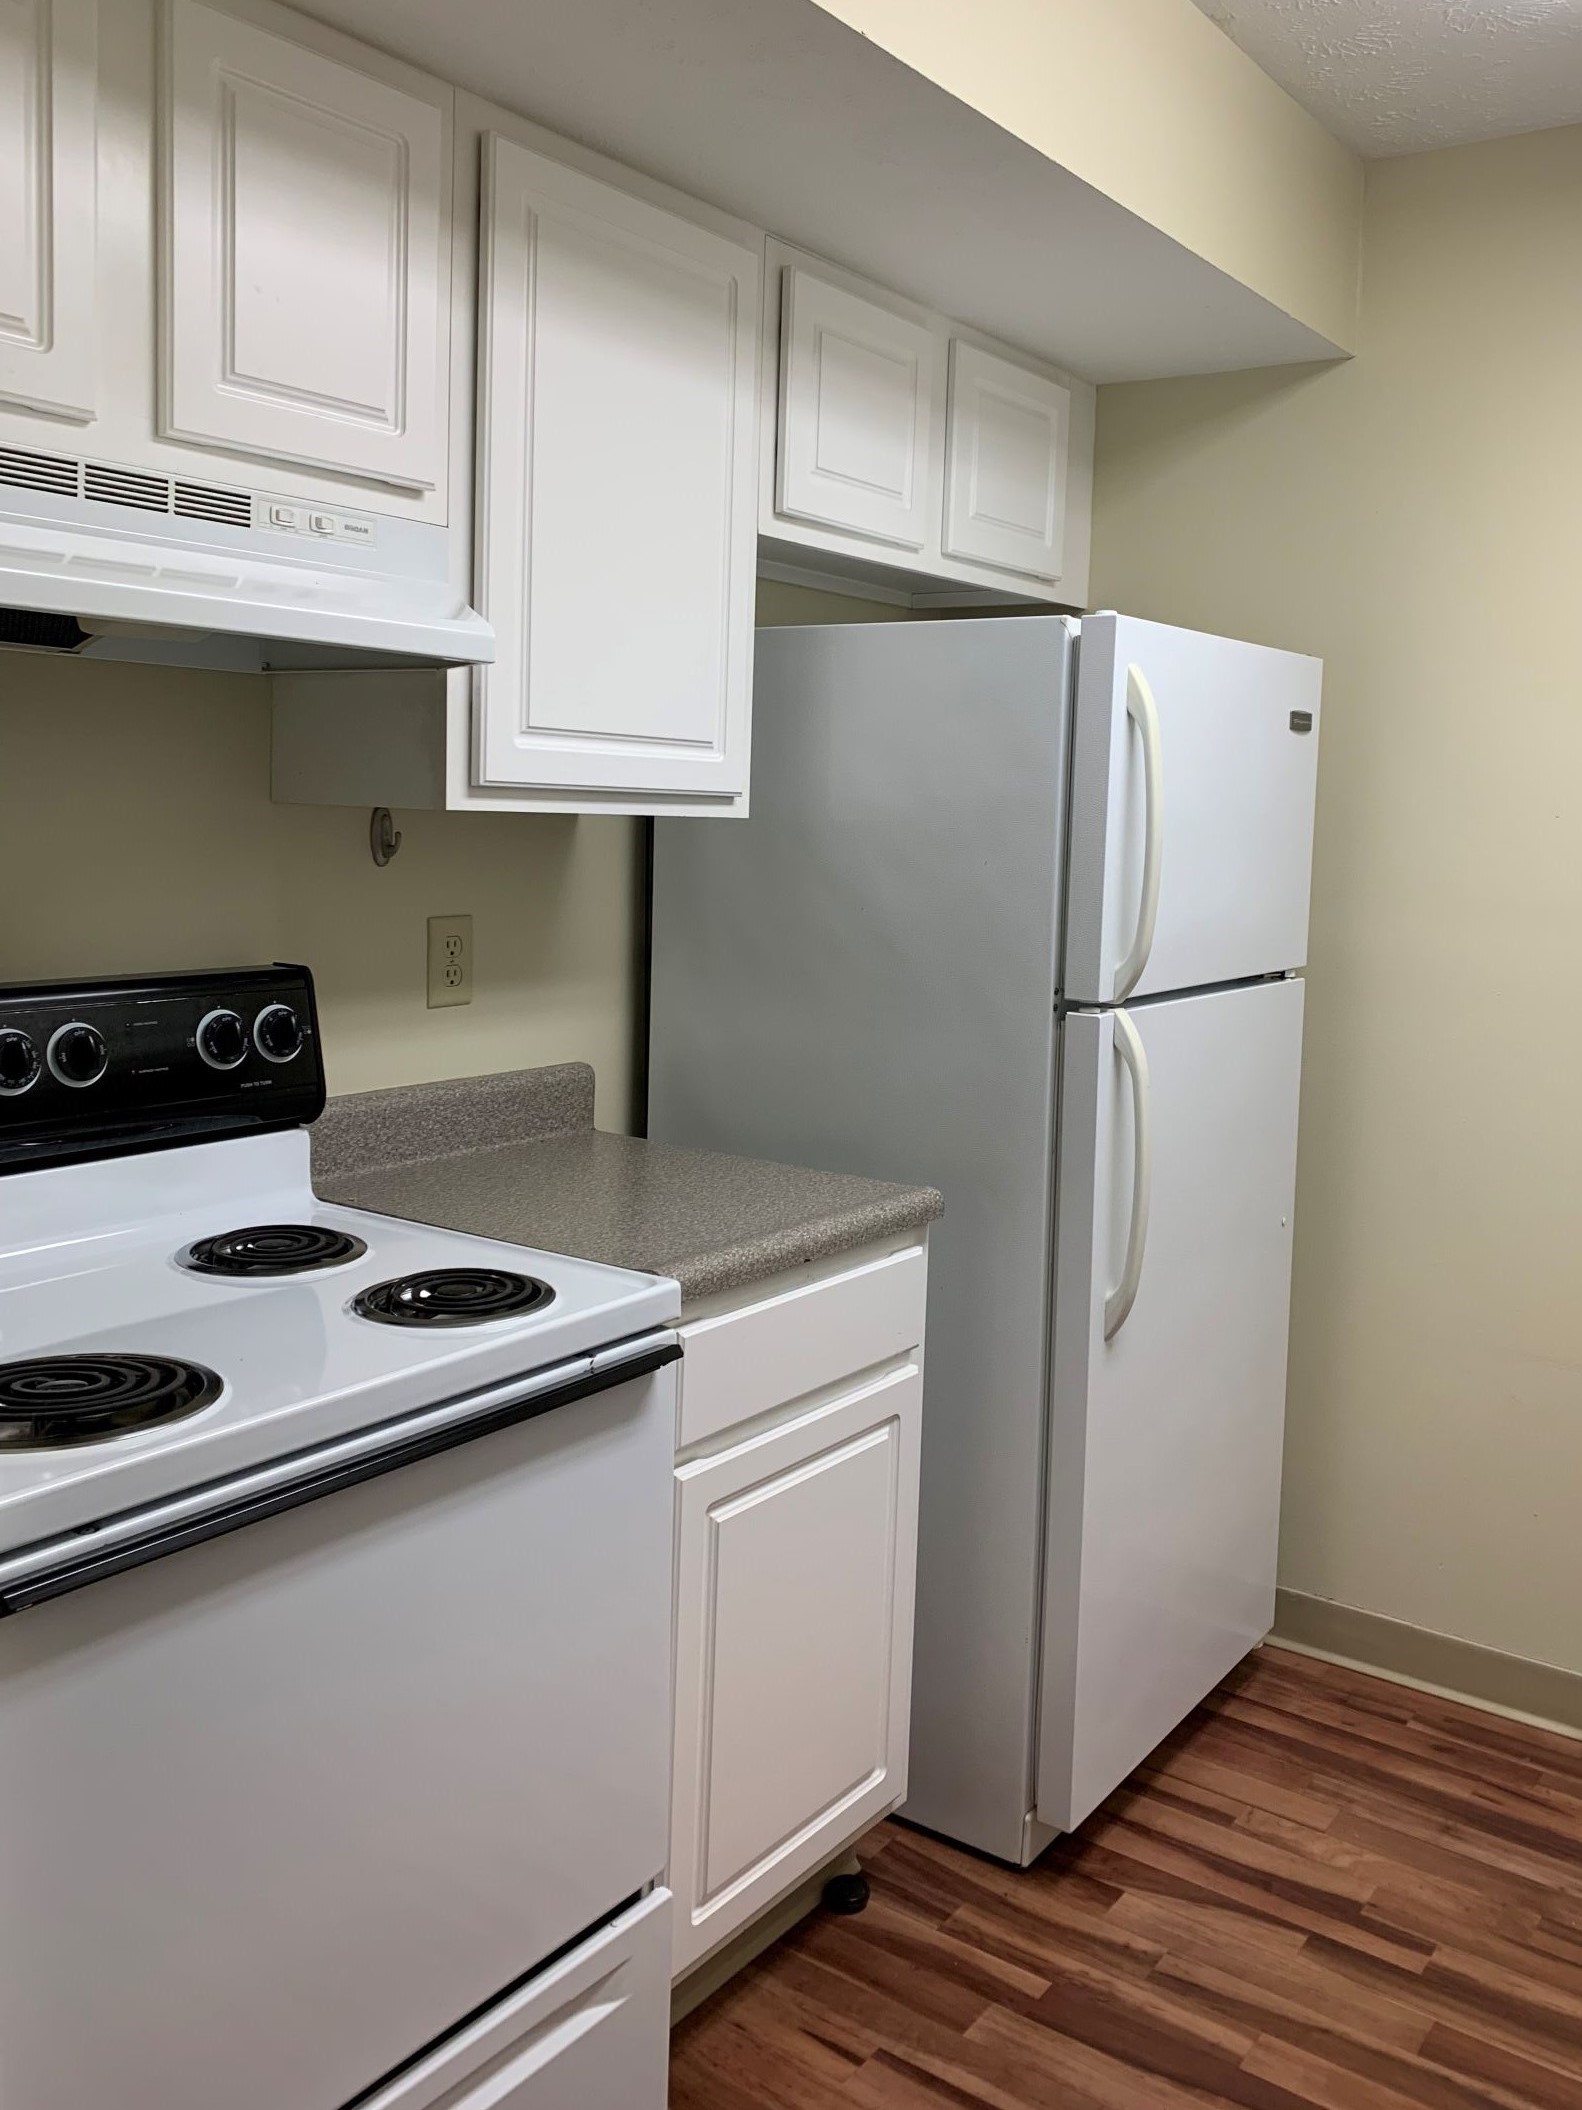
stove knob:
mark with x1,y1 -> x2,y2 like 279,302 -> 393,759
253,1003 -> 304,1065
0,1028 -> 41,1097
196,1007 -> 248,1071
48,1021 -> 108,1089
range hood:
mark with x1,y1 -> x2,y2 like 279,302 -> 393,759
0,445 -> 493,671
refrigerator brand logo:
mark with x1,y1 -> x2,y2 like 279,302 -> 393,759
1289,710 -> 1314,733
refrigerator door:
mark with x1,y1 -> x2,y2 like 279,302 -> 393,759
652,616 -> 1072,1864
1065,614 -> 1322,1004
1037,977 -> 1304,1834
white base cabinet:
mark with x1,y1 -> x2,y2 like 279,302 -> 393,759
668,1241 -> 927,1981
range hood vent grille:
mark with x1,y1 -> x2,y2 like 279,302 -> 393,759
173,480 -> 252,527
0,447 -> 79,496
0,444 -> 493,666
0,445 -> 252,529
83,463 -> 169,513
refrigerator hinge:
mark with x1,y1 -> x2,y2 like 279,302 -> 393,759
1020,1807 -> 1061,1867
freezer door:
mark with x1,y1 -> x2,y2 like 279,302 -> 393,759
1037,979 -> 1304,1834
1065,614 -> 1321,1004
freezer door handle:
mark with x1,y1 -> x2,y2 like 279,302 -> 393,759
1113,665 -> 1164,1000
0,1335 -> 682,1616
1103,1008 -> 1152,1340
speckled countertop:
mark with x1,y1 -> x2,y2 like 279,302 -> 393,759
312,1064 -> 941,1304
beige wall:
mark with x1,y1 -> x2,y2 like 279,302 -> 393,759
0,655 -> 645,1122
754,578 -> 914,626
810,0 -> 1362,350
0,579 -> 891,1122
1090,125 -> 1582,1674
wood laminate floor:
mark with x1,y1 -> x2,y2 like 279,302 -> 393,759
670,1645 -> 1582,2108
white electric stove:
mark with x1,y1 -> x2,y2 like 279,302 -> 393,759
0,967 -> 679,2110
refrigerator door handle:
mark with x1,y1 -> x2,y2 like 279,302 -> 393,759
1113,665 -> 1164,1000
1103,1007 -> 1153,1341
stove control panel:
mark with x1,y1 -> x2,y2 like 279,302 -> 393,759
0,967 -> 325,1173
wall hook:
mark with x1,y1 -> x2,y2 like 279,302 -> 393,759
369,807 -> 403,867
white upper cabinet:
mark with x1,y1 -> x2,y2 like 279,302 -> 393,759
161,0 -> 451,492
0,0 -> 97,422
761,241 -> 1094,606
775,266 -> 935,551
474,132 -> 759,802
943,340 -> 1070,581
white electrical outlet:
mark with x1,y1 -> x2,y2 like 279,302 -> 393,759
427,915 -> 473,1008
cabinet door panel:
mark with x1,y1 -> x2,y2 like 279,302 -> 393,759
161,0 -> 449,491
775,267 -> 934,549
476,134 -> 757,799
671,1362 -> 921,1975
0,0 -> 96,421
943,341 -> 1068,580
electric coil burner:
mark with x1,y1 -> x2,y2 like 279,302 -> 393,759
183,1224 -> 368,1277
0,1354 -> 224,1449
353,1267 -> 556,1328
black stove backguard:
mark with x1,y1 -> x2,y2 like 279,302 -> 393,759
0,966 -> 326,1175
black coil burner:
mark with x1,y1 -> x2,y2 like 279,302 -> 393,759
183,1224 -> 368,1277
0,1355 -> 224,1449
352,1268 -> 556,1329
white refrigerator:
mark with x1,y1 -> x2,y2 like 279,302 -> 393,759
649,613 -> 1321,1865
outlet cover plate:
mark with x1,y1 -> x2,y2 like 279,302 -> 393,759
427,914 -> 473,1008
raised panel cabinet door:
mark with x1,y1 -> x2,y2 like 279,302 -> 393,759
670,1361 -> 922,1976
775,266 -> 935,550
161,0 -> 449,491
476,134 -> 758,799
943,340 -> 1069,581
0,0 -> 96,421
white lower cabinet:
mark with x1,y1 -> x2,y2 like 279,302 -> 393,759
668,1244 -> 927,1980
359,1891 -> 671,2110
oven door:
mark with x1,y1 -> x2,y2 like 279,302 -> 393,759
0,1338 -> 678,2110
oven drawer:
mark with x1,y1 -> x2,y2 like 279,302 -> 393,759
0,1344 -> 678,2110
358,1891 -> 671,2110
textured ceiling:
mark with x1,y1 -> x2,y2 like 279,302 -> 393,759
1192,0 -> 1582,156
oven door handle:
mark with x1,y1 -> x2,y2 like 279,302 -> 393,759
0,1332 -> 681,1617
